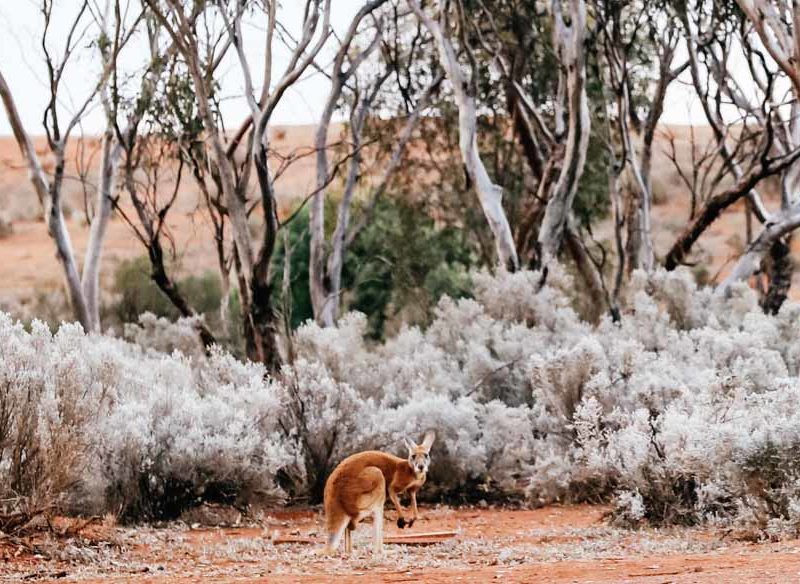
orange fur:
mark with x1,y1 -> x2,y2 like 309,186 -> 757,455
322,432 -> 435,556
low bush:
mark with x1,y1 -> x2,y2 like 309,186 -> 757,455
0,212 -> 13,239
0,315 -> 291,521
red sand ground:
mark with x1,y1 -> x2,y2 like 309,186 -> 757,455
2,505 -> 799,583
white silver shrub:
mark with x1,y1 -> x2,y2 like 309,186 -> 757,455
5,265 -> 800,533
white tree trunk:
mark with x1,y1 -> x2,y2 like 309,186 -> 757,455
538,0 -> 590,261
310,80 -> 341,326
781,102 -> 800,210
410,0 -> 519,271
49,148 -> 92,330
82,127 -> 122,331
190,60 -> 254,285
321,155 -> 357,326
321,90 -> 375,326
315,70 -> 440,327
718,208 -> 800,294
310,2 -> 386,326
0,73 -> 49,206
0,71 -> 91,329
624,132 -> 654,273
457,96 -> 520,271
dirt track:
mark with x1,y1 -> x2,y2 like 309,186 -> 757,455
3,505 -> 800,583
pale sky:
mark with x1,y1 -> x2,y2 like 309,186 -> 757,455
0,0 -> 366,136
0,0 -> 707,137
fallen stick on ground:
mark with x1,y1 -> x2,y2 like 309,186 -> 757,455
271,530 -> 457,546
387,531 -> 457,539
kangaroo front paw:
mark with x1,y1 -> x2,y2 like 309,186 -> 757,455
397,516 -> 415,529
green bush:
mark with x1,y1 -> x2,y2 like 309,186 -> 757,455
271,207 -> 314,330
112,196 -> 478,345
112,256 -> 222,326
271,197 -> 477,339
344,198 -> 476,338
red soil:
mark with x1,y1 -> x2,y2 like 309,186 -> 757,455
3,505 -> 799,583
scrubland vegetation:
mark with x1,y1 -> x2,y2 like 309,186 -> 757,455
6,8 -> 800,583
4,265 -> 800,541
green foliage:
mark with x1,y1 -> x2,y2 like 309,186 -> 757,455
344,198 -> 476,339
574,126 -> 612,228
110,194 -> 476,346
271,207 -> 314,330
271,197 -> 477,339
572,38 -> 614,228
112,256 -> 222,324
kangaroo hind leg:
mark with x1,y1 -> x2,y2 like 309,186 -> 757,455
354,466 -> 386,558
323,513 -> 349,555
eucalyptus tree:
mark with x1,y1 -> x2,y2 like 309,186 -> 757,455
665,0 -> 800,311
310,0 -> 388,326
409,0 -> 520,272
111,31 -> 219,348
143,0 -> 334,370
0,0 -> 140,331
310,1 -> 443,326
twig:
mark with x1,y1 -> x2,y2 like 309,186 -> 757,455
467,358 -> 524,396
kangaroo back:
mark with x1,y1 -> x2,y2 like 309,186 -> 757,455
323,451 -> 397,555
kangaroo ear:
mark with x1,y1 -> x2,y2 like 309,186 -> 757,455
403,436 -> 417,454
421,431 -> 436,452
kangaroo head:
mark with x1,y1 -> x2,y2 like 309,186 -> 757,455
403,431 -> 436,477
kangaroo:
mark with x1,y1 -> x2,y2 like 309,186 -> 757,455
322,431 -> 436,556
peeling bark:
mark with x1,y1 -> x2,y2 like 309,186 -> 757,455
311,1 -> 386,326
537,0 -> 590,261
761,238 -> 793,314
410,0 -> 519,271
82,127 -> 122,331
